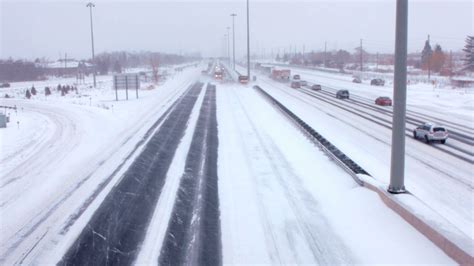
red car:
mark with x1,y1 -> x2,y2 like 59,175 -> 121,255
375,96 -> 392,106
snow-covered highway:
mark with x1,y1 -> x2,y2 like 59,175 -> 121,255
246,65 -> 473,244
0,63 -> 469,264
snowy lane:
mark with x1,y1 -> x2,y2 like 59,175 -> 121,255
254,76 -> 473,241
0,107 -> 53,181
218,85 -> 353,264
297,87 -> 473,163
60,83 -> 203,265
254,64 -> 471,130
317,86 -> 474,146
159,84 -> 221,265
217,84 -> 452,264
263,64 -> 474,132
0,102 -> 80,195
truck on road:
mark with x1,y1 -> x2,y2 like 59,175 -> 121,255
271,69 -> 291,81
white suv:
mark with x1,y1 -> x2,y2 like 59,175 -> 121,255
413,123 -> 448,144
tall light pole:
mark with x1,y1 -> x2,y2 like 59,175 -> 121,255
87,2 -> 96,88
223,34 -> 227,59
246,0 -> 250,79
360,39 -> 363,71
388,0 -> 408,194
230,13 -> 237,70
226,27 -> 231,67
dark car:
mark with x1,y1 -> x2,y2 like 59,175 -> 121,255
336,89 -> 349,99
352,77 -> 362,83
290,81 -> 301,89
311,84 -> 322,91
238,75 -> 249,84
375,96 -> 392,106
371,78 -> 385,86
0,83 -> 10,88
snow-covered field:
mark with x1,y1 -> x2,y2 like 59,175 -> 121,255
0,61 -> 467,264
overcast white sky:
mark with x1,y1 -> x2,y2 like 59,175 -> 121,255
1,0 -> 472,61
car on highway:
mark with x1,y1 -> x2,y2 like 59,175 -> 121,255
413,123 -> 448,144
300,80 -> 307,86
290,81 -> 301,89
238,75 -> 249,84
352,77 -> 362,83
292,74 -> 301,80
336,89 -> 349,99
311,84 -> 322,91
375,96 -> 392,106
371,78 -> 385,86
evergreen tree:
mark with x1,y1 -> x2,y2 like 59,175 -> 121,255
31,85 -> 37,95
462,35 -> 474,71
25,89 -> 31,99
421,40 -> 432,70
431,44 -> 445,72
45,86 -> 51,96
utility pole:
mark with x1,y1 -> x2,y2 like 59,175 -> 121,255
427,34 -> 431,81
324,41 -> 327,67
87,2 -> 96,88
376,52 -> 379,71
230,13 -> 237,70
388,0 -> 408,194
360,39 -> 363,71
246,0 -> 250,79
226,27 -> 231,66
449,50 -> 453,78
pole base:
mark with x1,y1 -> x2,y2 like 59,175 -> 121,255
388,185 -> 407,194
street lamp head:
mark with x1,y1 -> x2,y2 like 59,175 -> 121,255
230,13 -> 237,17
86,2 -> 95,8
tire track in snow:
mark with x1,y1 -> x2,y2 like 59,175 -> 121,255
2,80 -> 196,266
59,83 -> 203,265
158,83 -> 221,265
260,79 -> 473,189
225,86 -> 354,264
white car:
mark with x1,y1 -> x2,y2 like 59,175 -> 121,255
413,123 -> 448,144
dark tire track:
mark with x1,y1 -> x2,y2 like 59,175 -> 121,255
159,83 -> 221,266
59,82 -> 203,266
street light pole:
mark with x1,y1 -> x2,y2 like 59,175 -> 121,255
87,2 -> 96,88
388,0 -> 408,194
226,27 -> 231,67
230,13 -> 236,70
246,0 -> 250,79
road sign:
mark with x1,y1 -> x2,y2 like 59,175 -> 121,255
113,73 -> 140,100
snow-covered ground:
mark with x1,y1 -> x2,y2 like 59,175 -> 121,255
0,61 -> 466,264
241,64 -> 473,243
217,83 -> 453,264
0,66 -> 201,264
